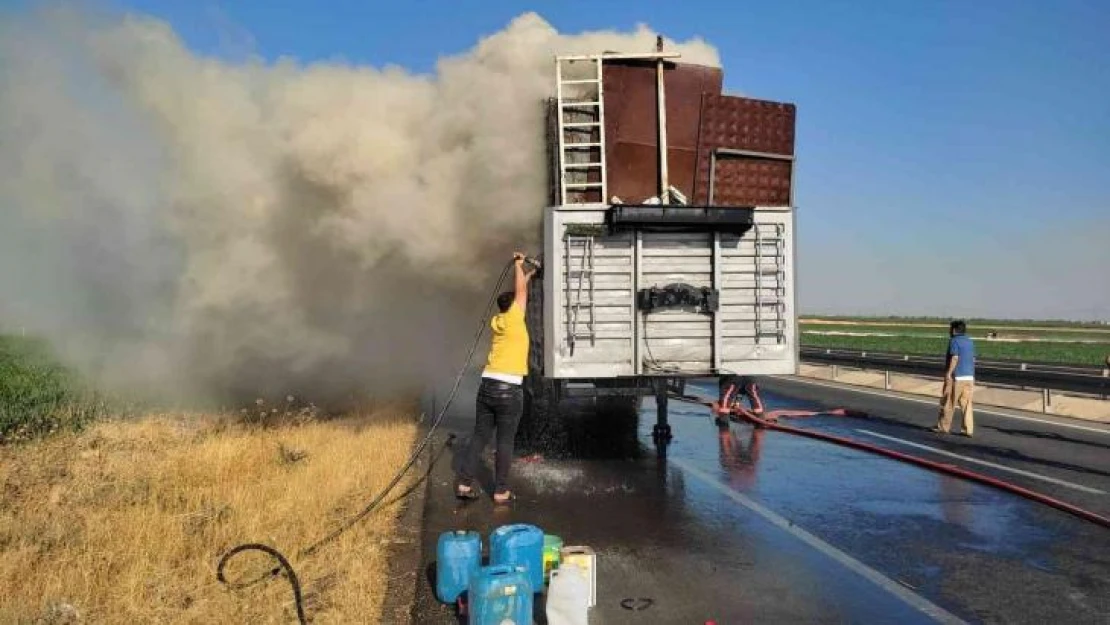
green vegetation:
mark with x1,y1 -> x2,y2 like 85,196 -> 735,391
801,333 -> 1110,366
802,314 -> 1109,330
800,315 -> 1110,366
800,323 -> 1110,343
0,334 -> 112,442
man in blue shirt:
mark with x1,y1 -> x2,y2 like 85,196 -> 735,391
933,320 -> 976,437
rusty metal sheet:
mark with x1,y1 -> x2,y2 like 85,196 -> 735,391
603,62 -> 723,203
709,158 -> 793,206
692,95 -> 796,206
699,95 -> 796,156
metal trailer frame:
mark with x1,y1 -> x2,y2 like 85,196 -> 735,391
534,43 -> 799,449
542,205 -> 798,380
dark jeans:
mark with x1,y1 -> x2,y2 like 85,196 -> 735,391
457,378 -> 524,493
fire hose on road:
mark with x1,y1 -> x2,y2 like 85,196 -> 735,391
669,393 -> 1110,530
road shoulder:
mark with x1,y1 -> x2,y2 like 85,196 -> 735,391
380,434 -> 442,624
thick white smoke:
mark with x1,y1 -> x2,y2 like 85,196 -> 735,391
0,7 -> 718,405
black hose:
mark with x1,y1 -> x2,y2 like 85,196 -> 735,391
381,431 -> 457,509
217,543 -> 306,624
215,261 -> 515,623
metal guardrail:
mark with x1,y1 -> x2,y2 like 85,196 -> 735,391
806,347 -> 1107,375
800,347 -> 1110,398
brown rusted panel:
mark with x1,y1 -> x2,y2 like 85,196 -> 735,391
699,95 -> 796,156
710,158 -> 793,206
693,95 -> 796,206
603,62 -> 723,203
668,148 -> 698,202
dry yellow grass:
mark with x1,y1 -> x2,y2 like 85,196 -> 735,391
0,406 -> 419,624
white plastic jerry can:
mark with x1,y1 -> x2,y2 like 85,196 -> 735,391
545,565 -> 590,625
559,546 -> 596,607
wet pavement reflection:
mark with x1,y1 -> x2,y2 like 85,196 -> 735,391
651,384 -> 1110,622
413,376 -> 1110,624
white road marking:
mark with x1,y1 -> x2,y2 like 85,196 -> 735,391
779,376 -> 1110,436
854,429 -> 1106,495
669,457 -> 967,625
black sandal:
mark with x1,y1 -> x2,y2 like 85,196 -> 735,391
455,483 -> 479,500
492,490 -> 516,504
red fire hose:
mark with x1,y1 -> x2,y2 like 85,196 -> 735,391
670,393 -> 1110,529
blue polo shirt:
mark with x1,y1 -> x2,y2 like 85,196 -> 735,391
948,334 -> 976,380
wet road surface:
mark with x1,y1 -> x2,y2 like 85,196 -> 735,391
409,376 -> 1110,624
755,377 -> 1110,517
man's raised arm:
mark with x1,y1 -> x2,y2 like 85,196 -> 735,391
512,252 -> 535,308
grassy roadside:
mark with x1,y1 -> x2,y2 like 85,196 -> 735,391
0,335 -> 114,442
1,332 -> 423,622
0,408 -> 419,624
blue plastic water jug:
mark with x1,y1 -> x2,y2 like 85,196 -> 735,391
469,564 -> 533,625
490,523 -> 544,590
436,530 -> 482,604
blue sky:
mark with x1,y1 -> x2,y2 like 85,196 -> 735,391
6,0 -> 1109,319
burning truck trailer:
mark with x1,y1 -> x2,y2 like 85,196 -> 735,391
523,41 -> 798,447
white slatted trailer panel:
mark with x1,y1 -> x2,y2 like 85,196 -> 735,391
640,232 -> 713,371
719,210 -> 797,373
544,209 -> 635,377
544,207 -> 797,378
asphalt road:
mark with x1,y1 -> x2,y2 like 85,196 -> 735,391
755,376 -> 1110,518
409,375 -> 1110,624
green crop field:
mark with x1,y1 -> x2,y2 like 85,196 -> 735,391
801,323 -> 1110,343
801,333 -> 1109,365
800,316 -> 1110,366
805,314 -> 1109,330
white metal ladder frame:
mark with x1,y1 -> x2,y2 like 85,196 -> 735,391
754,223 -> 763,344
773,226 -> 787,342
753,222 -> 789,344
556,56 -> 606,206
564,235 -> 597,354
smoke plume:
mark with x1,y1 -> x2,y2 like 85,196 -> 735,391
0,7 -> 718,406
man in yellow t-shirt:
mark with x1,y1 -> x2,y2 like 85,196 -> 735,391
456,252 -> 536,504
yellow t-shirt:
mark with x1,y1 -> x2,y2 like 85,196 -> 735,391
484,301 -> 530,377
